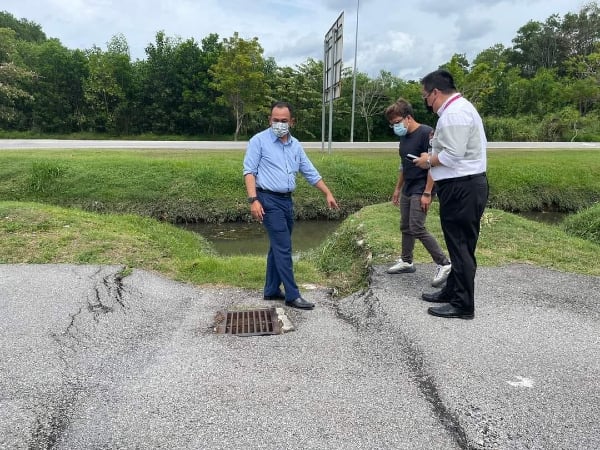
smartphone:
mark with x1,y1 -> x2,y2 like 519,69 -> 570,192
406,153 -> 417,161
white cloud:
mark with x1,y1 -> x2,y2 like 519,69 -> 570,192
1,0 -> 581,80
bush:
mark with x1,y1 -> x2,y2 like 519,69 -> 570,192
483,110 -> 600,142
562,203 -> 600,245
28,162 -> 66,193
484,115 -> 539,141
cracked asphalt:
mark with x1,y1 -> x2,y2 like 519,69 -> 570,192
0,263 -> 598,449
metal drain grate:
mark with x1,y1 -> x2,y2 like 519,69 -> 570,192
214,308 -> 281,336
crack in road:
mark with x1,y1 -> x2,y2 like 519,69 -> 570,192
336,288 -> 475,450
87,268 -> 128,322
28,268 -> 130,449
28,385 -> 80,450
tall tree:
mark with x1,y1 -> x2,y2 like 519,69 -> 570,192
170,38 -> 205,134
105,34 -> 136,134
139,31 -> 181,133
560,2 -> 600,58
17,37 -> 87,132
0,11 -> 45,43
510,15 -> 571,76
353,72 -> 388,142
285,58 -> 324,140
0,28 -> 34,128
209,32 -> 269,140
194,33 -> 229,136
83,36 -> 133,133
563,50 -> 600,115
439,53 -> 470,89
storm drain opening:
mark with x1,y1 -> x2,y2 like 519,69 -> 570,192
214,307 -> 282,336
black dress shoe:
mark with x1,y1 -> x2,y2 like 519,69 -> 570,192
285,297 -> 315,310
427,304 -> 474,320
264,292 -> 285,300
421,290 -> 452,303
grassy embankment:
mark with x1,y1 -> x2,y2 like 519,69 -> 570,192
0,148 -> 598,295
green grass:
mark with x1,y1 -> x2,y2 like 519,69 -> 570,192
0,201 -> 322,289
3,199 -> 597,296
0,148 -> 598,295
0,149 -> 598,224
312,202 -> 600,294
486,150 -> 600,211
562,203 -> 600,245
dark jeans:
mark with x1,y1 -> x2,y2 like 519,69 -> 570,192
436,174 -> 489,312
400,193 -> 449,265
258,191 -> 300,301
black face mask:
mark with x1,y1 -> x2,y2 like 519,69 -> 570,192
424,98 -> 434,113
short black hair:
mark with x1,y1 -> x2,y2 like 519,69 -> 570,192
271,101 -> 295,118
421,69 -> 457,94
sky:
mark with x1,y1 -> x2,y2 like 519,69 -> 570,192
2,0 -> 586,81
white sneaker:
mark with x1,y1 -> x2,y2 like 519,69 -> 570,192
432,263 -> 452,287
386,258 -> 416,274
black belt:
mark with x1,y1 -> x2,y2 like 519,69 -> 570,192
436,172 -> 486,186
257,187 -> 292,198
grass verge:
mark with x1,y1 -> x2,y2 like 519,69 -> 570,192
312,202 -> 600,295
0,149 -> 598,223
2,200 -> 598,296
0,201 -> 323,289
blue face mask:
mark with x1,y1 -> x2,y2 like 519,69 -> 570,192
393,122 -> 408,137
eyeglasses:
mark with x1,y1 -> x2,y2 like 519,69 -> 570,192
388,117 -> 406,128
422,91 -> 433,99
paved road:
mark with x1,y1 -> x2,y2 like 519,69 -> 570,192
1,138 -> 599,150
1,263 -> 598,449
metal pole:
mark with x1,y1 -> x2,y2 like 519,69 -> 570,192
322,41 -> 327,152
350,0 -> 359,142
328,31 -> 336,154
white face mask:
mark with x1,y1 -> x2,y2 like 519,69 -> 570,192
271,122 -> 289,137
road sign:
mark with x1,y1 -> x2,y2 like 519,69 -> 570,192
323,12 -> 344,102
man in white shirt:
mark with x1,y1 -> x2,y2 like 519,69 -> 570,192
414,70 -> 488,319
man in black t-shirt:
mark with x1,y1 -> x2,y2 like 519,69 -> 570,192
384,98 -> 451,287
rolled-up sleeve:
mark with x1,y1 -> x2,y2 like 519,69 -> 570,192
243,137 -> 261,176
298,147 -> 322,185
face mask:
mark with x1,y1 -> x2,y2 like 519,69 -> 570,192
393,122 -> 408,137
424,98 -> 434,113
271,122 -> 289,137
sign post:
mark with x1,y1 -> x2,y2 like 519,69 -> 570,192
322,12 -> 344,153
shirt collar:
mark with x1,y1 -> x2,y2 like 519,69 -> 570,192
437,93 -> 462,116
270,128 -> 294,144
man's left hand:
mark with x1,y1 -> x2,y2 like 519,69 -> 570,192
420,194 -> 432,212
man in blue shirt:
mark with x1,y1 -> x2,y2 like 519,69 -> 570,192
243,101 -> 339,309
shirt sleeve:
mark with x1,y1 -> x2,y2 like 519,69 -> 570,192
243,136 -> 261,176
297,145 -> 322,185
436,112 -> 472,168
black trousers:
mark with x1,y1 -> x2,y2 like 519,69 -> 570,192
436,174 -> 489,312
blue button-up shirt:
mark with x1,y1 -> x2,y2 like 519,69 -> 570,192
243,127 -> 322,192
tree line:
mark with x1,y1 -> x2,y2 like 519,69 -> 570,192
1,3 -> 599,142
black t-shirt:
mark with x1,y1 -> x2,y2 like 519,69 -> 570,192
398,124 -> 433,196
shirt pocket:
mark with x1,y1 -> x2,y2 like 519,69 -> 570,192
287,154 -> 300,174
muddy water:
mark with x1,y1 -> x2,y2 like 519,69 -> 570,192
517,211 -> 567,224
182,212 -> 566,256
181,220 -> 342,256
